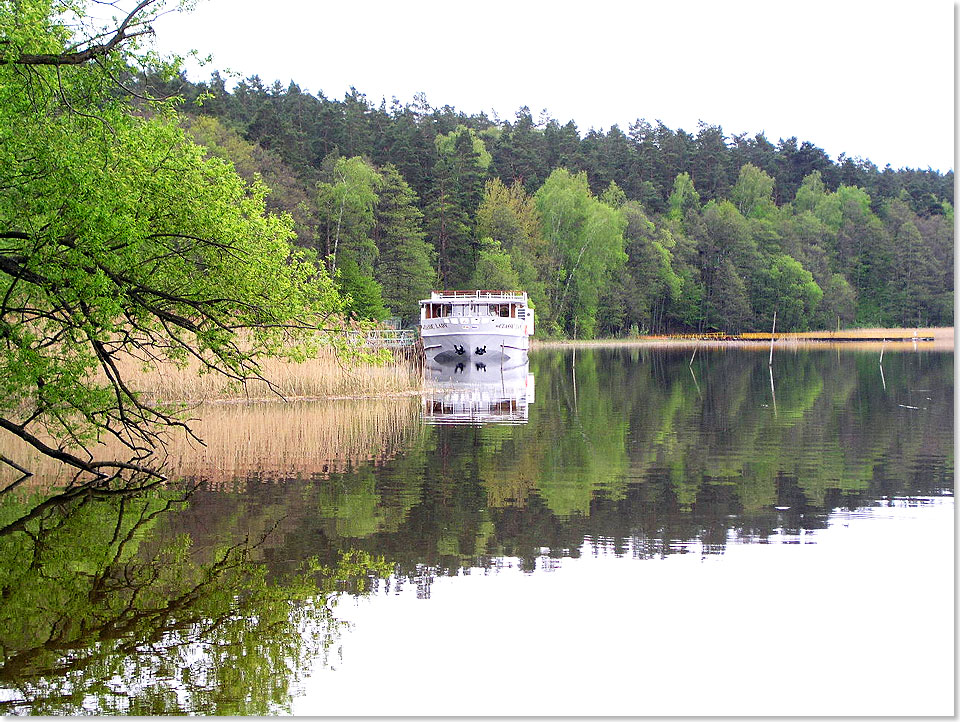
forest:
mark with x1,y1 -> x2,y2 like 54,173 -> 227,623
153,73 -> 954,337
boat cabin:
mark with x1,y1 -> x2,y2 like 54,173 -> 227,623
419,290 -> 530,321
422,301 -> 521,319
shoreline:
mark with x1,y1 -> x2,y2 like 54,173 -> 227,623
531,327 -> 954,352
111,327 -> 953,406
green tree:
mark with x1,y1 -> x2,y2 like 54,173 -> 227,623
426,126 -> 490,286
469,238 -> 522,290
183,114 -> 317,248
315,154 -> 383,273
752,254 -> 823,330
535,169 -> 626,337
667,172 -> 702,223
693,200 -> 757,330
621,203 -> 682,334
731,163 -> 777,220
371,165 -> 436,322
0,0 -> 342,478
476,178 -> 550,314
336,257 -> 388,321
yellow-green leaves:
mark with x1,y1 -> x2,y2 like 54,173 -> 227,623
0,0 -> 343,478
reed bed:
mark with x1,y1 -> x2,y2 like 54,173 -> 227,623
532,327 -> 954,352
166,397 -> 422,488
109,346 -> 422,402
1,395 -> 423,491
1,341 -> 425,491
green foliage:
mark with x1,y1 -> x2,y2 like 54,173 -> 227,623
335,256 -> 388,321
315,154 -> 383,272
470,237 -> 522,290
435,125 -> 492,169
667,172 -> 701,222
753,254 -> 823,330
731,163 -> 777,219
476,178 -> 550,314
155,66 -> 951,337
371,165 -> 437,322
535,169 -> 626,337
0,0 -> 344,476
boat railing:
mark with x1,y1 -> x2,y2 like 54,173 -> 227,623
430,290 -> 527,300
344,329 -> 417,348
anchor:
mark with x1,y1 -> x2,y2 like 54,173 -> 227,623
454,344 -> 465,355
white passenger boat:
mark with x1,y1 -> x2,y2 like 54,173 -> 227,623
418,290 -> 534,364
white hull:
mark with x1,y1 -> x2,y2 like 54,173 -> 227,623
420,326 -> 529,364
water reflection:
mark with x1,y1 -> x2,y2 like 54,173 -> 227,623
0,347 -> 953,714
0,481 -> 390,715
423,361 -> 534,425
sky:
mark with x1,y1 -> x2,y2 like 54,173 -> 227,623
151,0 -> 955,172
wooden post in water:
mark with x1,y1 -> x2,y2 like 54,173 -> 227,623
689,364 -> 702,399
768,310 -> 777,367
879,339 -> 886,365
689,337 -> 700,366
769,365 -> 778,417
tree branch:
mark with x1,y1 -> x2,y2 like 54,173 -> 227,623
3,0 -> 159,66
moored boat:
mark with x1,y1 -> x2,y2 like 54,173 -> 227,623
418,290 -> 534,364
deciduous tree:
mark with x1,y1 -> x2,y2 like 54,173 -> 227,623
0,0 -> 342,480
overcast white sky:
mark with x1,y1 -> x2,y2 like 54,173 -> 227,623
151,0 -> 955,172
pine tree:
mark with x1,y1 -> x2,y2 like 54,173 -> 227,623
373,165 -> 437,322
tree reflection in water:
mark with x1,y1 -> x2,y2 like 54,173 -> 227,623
0,348 -> 952,714
0,478 -> 390,715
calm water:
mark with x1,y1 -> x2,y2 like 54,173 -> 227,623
0,347 -> 953,715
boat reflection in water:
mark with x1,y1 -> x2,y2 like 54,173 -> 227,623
422,359 -> 534,425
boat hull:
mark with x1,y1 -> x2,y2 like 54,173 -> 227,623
420,327 -> 529,365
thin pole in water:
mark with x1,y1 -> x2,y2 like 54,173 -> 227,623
769,365 -> 778,417
689,337 -> 700,366
768,310 -> 777,367
689,363 -> 702,399
880,339 -> 886,365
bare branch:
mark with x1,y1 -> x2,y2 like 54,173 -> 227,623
4,0 -> 160,67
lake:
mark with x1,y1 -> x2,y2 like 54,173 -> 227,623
0,346 -> 953,715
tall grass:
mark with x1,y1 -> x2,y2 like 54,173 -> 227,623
165,397 -> 422,489
110,346 -> 422,402
1,342 -> 425,491
532,327 -> 954,352
1,395 -> 423,491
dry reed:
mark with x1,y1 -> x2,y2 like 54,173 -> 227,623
1,342 -> 425,491
532,327 -> 954,352
1,395 -> 423,491
109,346 -> 422,402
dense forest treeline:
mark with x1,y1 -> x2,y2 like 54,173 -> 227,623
155,74 -> 953,336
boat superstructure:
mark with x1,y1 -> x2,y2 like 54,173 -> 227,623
418,290 -> 534,364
